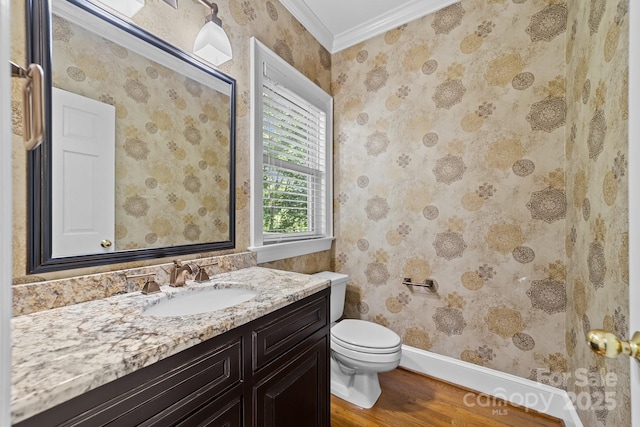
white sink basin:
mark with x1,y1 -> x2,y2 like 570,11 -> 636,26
143,287 -> 258,317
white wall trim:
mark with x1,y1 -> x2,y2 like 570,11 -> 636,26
278,0 -> 334,53
400,345 -> 583,427
332,0 -> 459,53
628,0 -> 639,425
279,0 -> 458,53
0,0 -> 13,424
249,237 -> 333,264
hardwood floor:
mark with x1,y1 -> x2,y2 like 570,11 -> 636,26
331,368 -> 564,427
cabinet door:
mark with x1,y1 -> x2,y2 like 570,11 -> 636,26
253,336 -> 328,427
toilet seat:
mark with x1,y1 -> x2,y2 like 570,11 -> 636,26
331,335 -> 402,354
331,338 -> 402,364
331,319 -> 402,354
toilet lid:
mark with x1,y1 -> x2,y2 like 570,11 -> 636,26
331,319 -> 401,350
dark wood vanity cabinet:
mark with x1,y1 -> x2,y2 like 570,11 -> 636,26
252,295 -> 329,427
15,289 -> 330,427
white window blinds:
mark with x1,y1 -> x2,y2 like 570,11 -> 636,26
261,73 -> 327,244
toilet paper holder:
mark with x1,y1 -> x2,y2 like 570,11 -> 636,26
402,277 -> 436,290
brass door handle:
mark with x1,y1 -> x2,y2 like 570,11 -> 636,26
101,239 -> 113,248
586,329 -> 640,360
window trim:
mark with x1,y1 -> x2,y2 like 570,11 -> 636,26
249,37 -> 333,264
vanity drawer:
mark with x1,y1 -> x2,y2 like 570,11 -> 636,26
16,336 -> 243,427
105,338 -> 243,426
142,384 -> 244,427
252,294 -> 329,371
174,387 -> 243,427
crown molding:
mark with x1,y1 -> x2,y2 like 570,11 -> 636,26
333,0 -> 458,53
278,0 -> 334,52
279,0 -> 459,54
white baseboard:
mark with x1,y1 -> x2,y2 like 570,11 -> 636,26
399,345 -> 583,427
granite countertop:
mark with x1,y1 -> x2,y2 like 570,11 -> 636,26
11,267 -> 329,424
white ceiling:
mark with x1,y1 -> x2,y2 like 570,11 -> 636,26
279,0 -> 458,53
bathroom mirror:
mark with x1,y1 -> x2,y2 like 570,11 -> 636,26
26,0 -> 236,273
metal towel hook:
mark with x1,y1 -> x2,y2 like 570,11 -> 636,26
10,61 -> 45,150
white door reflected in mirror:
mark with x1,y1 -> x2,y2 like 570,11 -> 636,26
52,87 -> 115,257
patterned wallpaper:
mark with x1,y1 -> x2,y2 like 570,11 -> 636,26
333,0 -> 629,424
333,0 -> 567,381
52,15 -> 232,250
10,0 -> 632,424
565,0 -> 630,425
10,0 -> 332,282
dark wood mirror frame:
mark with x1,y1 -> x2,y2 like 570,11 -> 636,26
26,0 -> 236,274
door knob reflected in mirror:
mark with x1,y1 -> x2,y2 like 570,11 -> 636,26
586,329 -> 640,361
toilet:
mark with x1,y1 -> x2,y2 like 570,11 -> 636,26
313,271 -> 402,408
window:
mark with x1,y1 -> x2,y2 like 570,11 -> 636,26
249,38 -> 333,263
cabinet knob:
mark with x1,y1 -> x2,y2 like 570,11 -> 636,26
101,239 -> 113,248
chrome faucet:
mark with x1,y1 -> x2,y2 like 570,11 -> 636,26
170,260 -> 199,287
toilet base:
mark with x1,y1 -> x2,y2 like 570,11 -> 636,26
330,357 -> 381,409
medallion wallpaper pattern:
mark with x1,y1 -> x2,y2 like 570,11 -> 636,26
333,0 -> 566,378
52,15 -> 232,250
565,0 -> 630,425
333,0 -> 629,424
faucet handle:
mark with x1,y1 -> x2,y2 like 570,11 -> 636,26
195,267 -> 210,283
170,259 -> 183,285
142,277 -> 161,294
126,273 -> 161,294
194,260 -> 218,283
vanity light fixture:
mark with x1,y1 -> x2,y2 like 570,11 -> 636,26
97,0 -> 145,18
193,1 -> 233,66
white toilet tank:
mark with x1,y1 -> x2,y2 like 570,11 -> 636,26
313,271 -> 348,323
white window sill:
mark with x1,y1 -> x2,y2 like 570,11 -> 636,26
249,237 -> 334,264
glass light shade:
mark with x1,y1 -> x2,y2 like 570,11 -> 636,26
193,21 -> 233,66
98,0 -> 145,17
